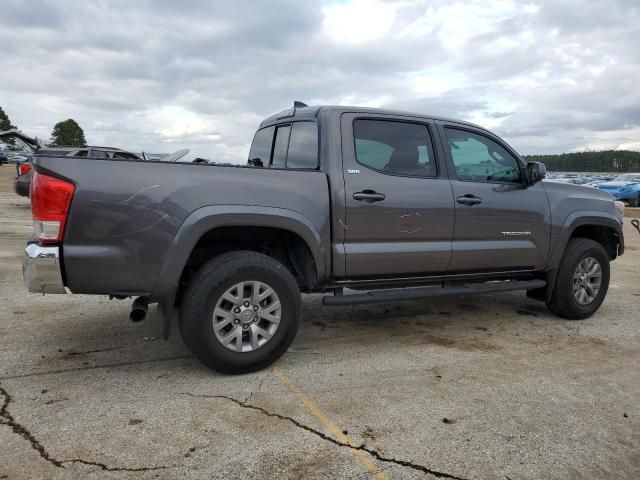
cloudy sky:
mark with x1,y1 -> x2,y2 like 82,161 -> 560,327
1,0 -> 639,160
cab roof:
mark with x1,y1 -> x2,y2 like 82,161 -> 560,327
259,105 -> 487,131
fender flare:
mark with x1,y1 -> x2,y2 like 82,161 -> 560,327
547,211 -> 623,270
543,211 -> 623,302
152,205 -> 327,337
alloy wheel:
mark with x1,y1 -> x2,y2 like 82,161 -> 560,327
572,257 -> 602,305
212,281 -> 281,352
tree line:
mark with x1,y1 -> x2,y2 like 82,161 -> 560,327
523,150 -> 640,172
0,106 -> 86,147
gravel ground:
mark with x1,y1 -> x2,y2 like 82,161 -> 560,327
1,164 -> 639,480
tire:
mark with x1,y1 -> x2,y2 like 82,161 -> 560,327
179,251 -> 301,374
629,193 -> 640,208
546,238 -> 610,320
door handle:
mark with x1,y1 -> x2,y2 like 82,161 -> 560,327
353,190 -> 386,202
456,195 -> 482,206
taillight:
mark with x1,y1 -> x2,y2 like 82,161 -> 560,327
30,172 -> 75,243
18,162 -> 32,176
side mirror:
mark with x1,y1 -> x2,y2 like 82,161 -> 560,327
527,162 -> 546,185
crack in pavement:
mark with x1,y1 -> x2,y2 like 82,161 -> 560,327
62,459 -> 169,472
178,392 -> 469,480
0,354 -> 193,380
60,345 -> 129,356
243,375 -> 267,404
0,385 -> 63,467
0,383 -> 175,473
1,379 -> 468,478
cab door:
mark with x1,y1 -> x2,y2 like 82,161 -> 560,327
438,123 -> 551,272
340,113 -> 455,278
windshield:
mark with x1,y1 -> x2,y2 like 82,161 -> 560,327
615,174 -> 640,182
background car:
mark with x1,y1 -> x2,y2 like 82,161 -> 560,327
14,146 -> 143,197
545,177 -> 590,185
593,173 -> 640,207
0,130 -> 142,197
6,153 -> 29,164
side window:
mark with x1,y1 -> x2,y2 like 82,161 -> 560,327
353,119 -> 436,177
354,139 -> 393,170
271,125 -> 291,167
248,126 -> 275,167
113,152 -> 137,159
444,128 -> 522,183
287,122 -> 318,169
89,150 -> 108,159
74,150 -> 88,157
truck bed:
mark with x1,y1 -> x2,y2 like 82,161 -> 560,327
33,156 -> 331,296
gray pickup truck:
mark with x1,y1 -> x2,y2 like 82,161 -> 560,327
24,104 -> 624,373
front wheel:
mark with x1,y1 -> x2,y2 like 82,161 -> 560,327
180,251 -> 301,374
546,238 -> 610,320
628,193 -> 640,208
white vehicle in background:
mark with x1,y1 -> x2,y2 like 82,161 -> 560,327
544,177 -> 589,185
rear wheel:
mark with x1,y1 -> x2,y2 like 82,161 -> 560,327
180,251 -> 301,374
546,238 -> 610,319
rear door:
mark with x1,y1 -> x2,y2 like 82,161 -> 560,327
340,113 -> 455,278
438,123 -> 551,272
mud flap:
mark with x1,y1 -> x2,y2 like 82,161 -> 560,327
526,270 -> 557,303
157,297 -> 177,340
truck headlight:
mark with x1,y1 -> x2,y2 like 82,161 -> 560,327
614,201 -> 625,222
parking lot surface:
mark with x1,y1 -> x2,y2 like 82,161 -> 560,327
1,165 -> 639,479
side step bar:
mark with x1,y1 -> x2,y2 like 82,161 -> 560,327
322,279 -> 546,306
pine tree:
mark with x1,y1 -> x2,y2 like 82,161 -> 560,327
50,119 -> 87,146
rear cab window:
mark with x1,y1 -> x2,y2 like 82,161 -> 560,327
248,126 -> 275,167
247,121 -> 318,169
287,122 -> 318,169
271,125 -> 291,167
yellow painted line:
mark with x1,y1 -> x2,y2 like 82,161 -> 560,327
272,366 -> 389,480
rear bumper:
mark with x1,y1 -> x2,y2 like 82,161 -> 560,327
23,243 -> 66,294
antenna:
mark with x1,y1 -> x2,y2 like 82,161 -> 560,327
293,101 -> 308,108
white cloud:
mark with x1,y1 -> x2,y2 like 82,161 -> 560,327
322,0 -> 400,44
146,106 -> 215,141
407,71 -> 459,97
0,0 -> 637,160
399,0 -> 520,48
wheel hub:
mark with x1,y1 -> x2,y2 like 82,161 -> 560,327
238,305 -> 257,324
211,281 -> 282,352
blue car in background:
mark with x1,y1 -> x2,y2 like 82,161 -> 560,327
594,173 -> 640,207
